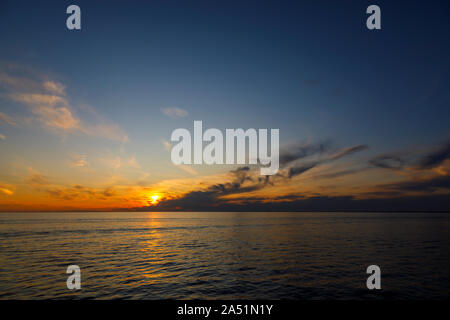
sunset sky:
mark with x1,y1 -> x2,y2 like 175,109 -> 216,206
0,0 -> 449,211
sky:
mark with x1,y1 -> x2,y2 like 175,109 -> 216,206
0,0 -> 449,211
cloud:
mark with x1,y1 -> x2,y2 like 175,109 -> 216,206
138,166 -> 271,210
141,158 -> 450,211
0,71 -> 43,92
43,80 -> 65,95
0,182 -> 15,196
369,154 -> 405,170
24,166 -> 120,201
26,168 -> 50,186
131,138 -> 449,212
69,154 -> 88,168
99,154 -> 142,170
284,144 -> 368,179
368,140 -> 450,172
40,184 -> 119,201
135,192 -> 450,212
313,167 -> 372,180
127,155 -> 141,169
85,122 -> 129,142
281,142 -> 369,179
0,188 -> 13,195
416,140 -> 450,169
161,107 -> 188,118
378,174 -> 450,193
10,93 -> 81,130
0,133 -> 5,140
109,156 -> 122,169
199,166 -> 263,197
78,104 -> 129,142
177,164 -> 198,175
76,156 -> 88,167
330,145 -> 369,160
147,140 -> 372,210
0,111 -> 18,126
0,69 -> 128,142
45,185 -> 116,201
279,140 -> 331,166
288,163 -> 317,178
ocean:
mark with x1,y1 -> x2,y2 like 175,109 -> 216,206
0,212 -> 449,299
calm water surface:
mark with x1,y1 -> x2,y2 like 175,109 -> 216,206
0,212 -> 449,299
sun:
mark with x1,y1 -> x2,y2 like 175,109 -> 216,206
150,194 -> 160,204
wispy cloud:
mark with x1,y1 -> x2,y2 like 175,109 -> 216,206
0,111 -> 18,126
369,154 -> 405,170
69,154 -> 89,168
280,142 -> 369,179
177,164 -> 198,175
0,182 -> 15,196
377,174 -> 450,193
77,104 -> 129,142
0,68 -> 128,142
416,140 -> 450,170
127,155 -> 141,169
43,80 -> 65,95
45,184 -> 118,201
10,93 -> 80,130
99,153 -> 141,170
288,163 -> 317,178
279,140 -> 331,167
330,145 -> 369,160
161,107 -> 188,118
0,133 -> 5,140
24,167 -> 121,202
26,168 -> 50,187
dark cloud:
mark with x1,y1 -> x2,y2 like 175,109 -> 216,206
230,166 -> 253,184
369,140 -> 450,171
313,167 -> 372,180
417,140 -> 450,169
150,166 -> 269,210
331,145 -> 369,160
369,154 -> 405,170
134,139 -> 450,212
279,141 -> 331,166
380,174 -> 450,193
103,186 -> 116,197
134,167 -> 450,213
136,193 -> 450,212
283,143 -> 368,179
288,163 -> 317,178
